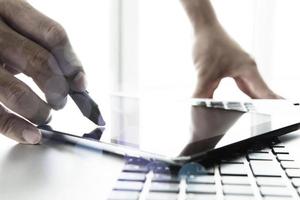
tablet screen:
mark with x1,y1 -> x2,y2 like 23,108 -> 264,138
45,96 -> 300,160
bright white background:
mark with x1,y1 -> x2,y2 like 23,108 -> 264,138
26,0 -> 300,103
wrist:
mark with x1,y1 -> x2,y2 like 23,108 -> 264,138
180,0 -> 219,31
194,21 -> 223,36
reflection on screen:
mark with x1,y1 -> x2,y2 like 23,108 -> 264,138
106,97 -> 300,159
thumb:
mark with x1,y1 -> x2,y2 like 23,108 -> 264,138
234,65 -> 282,99
0,105 -> 41,144
193,75 -> 221,98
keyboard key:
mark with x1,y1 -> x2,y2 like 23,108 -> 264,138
119,172 -> 146,182
180,166 -> 214,175
281,161 -> 300,169
250,161 -> 282,177
187,175 -> 215,184
291,178 -> 300,187
152,165 -> 172,174
186,193 -> 217,200
123,164 -> 149,173
286,169 -> 300,178
211,101 -> 225,109
260,186 -> 291,197
152,173 -> 180,183
263,197 -> 293,200
126,157 -> 149,166
244,102 -> 255,111
222,176 -> 250,185
179,163 -> 214,175
224,195 -> 255,200
220,164 -> 247,176
108,190 -> 140,200
271,145 -> 285,148
277,154 -> 294,161
114,181 -> 144,191
146,192 -> 178,200
221,157 -> 245,164
227,101 -> 243,109
186,184 -> 216,194
256,177 -> 286,187
149,182 -> 180,193
248,148 -> 271,154
223,185 -> 253,195
273,147 -> 289,154
204,167 -> 215,174
248,153 -> 273,160
193,100 -> 206,107
259,148 -> 272,153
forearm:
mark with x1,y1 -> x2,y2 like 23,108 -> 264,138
180,0 -> 220,31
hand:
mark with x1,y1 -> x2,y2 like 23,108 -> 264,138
0,0 -> 87,144
192,23 -> 281,99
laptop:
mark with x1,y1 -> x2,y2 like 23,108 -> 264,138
39,96 -> 300,200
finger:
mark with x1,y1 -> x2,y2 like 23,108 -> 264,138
0,63 -> 20,75
0,67 -> 51,125
0,19 -> 69,109
0,0 -> 87,92
0,104 -> 41,144
234,65 -> 282,99
194,74 -> 221,98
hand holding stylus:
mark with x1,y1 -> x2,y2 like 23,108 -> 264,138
0,0 -> 88,144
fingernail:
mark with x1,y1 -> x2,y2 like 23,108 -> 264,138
73,72 -> 87,92
22,129 -> 42,144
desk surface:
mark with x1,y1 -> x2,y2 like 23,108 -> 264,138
1,128 -> 300,200
0,135 -> 124,200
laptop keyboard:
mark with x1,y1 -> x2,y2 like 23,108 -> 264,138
108,143 -> 300,200
191,100 -> 256,112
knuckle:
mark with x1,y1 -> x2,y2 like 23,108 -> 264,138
44,22 -> 68,47
24,44 -> 64,90
29,48 -> 51,69
26,49 -> 57,82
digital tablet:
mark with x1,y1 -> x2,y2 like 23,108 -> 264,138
40,96 -> 300,165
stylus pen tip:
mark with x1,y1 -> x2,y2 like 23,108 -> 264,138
89,106 -> 106,126
97,114 -> 106,126
69,90 -> 106,126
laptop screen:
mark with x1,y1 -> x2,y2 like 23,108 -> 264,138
44,96 -> 300,161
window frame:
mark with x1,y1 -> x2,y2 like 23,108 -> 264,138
110,0 -> 139,95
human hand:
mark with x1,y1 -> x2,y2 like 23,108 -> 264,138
0,0 -> 86,144
180,0 -> 280,99
192,22 -> 281,99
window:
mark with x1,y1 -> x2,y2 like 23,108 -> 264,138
117,0 -> 300,100
27,0 -> 300,101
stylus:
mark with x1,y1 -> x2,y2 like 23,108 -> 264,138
69,90 -> 106,126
